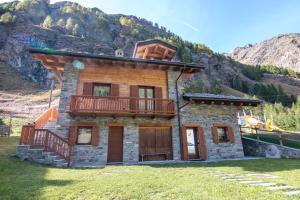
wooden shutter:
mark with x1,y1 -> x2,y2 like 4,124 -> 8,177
228,126 -> 235,144
91,126 -> 99,146
130,85 -> 139,111
69,126 -> 78,145
211,126 -> 219,144
181,126 -> 189,160
154,87 -> 163,112
111,84 -> 119,97
197,127 -> 207,160
83,82 -> 93,95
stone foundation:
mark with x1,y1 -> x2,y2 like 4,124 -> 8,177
242,137 -> 300,159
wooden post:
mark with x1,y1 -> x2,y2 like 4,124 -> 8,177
255,127 -> 260,140
278,131 -> 283,146
45,130 -> 49,151
8,115 -> 12,137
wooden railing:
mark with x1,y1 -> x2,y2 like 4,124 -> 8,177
239,125 -> 300,149
69,95 -> 176,117
34,107 -> 58,129
20,125 -> 72,164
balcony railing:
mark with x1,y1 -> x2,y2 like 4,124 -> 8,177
69,95 -> 176,117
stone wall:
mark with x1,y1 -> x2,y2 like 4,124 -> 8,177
242,137 -> 300,159
57,62 -> 78,138
181,104 -> 244,160
70,116 -> 177,166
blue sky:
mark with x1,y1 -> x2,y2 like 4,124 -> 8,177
2,0 -> 300,52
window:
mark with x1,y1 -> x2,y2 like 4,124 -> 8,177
93,84 -> 111,96
76,127 -> 92,145
217,127 -> 229,143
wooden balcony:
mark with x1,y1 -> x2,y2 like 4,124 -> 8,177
69,95 -> 176,118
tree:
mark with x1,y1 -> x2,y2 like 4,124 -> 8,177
66,17 -> 74,31
57,18 -> 65,27
0,12 -> 16,24
72,24 -> 79,36
42,15 -> 52,28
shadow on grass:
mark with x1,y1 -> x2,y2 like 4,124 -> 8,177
143,158 -> 300,173
0,156 -> 73,199
0,136 -> 74,199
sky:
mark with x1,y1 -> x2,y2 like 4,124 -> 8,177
1,0 -> 300,53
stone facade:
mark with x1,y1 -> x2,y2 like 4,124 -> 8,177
52,66 -> 245,166
181,103 -> 244,159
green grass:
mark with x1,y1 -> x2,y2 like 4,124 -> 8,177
1,136 -> 300,200
1,124 -> 300,200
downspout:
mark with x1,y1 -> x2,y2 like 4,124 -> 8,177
175,68 -> 185,160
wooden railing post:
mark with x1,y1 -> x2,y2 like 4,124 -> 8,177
44,130 -> 49,151
278,131 -> 283,146
255,127 -> 260,140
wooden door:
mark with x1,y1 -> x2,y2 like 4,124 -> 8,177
185,128 -> 200,160
107,126 -> 124,163
138,86 -> 154,111
139,127 -> 172,161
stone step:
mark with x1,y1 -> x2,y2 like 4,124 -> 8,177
284,190 -> 300,196
267,185 -> 295,191
240,180 -> 263,184
250,182 -> 277,187
54,162 -> 68,167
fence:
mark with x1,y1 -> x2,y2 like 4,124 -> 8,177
239,126 -> 300,149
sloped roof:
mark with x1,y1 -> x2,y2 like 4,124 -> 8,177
183,93 -> 261,106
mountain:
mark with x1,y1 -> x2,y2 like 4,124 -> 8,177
0,0 -> 299,110
230,33 -> 300,72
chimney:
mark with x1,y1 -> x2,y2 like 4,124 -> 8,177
115,49 -> 124,57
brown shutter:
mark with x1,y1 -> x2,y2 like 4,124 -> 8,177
181,126 -> 189,160
197,127 -> 207,160
155,87 -> 163,112
69,126 -> 78,145
211,126 -> 219,144
91,126 -> 99,146
228,126 -> 235,144
130,85 -> 139,111
111,84 -> 119,97
83,82 -> 93,95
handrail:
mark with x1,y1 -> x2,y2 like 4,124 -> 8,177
34,107 -> 58,129
20,125 -> 72,165
239,125 -> 300,147
69,95 -> 176,116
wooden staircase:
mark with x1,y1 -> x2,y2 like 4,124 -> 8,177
18,107 -> 72,167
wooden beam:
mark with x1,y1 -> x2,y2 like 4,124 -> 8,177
142,47 -> 150,59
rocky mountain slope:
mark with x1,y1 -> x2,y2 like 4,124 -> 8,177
0,0 -> 299,118
230,33 -> 300,72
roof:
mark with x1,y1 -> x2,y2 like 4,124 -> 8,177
133,39 -> 177,60
134,39 -> 177,51
29,48 -> 205,71
183,93 -> 261,106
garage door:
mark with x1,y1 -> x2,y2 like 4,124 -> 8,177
139,127 -> 173,161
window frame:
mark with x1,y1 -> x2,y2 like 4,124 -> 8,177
76,126 -> 93,145
92,83 -> 111,97
138,86 -> 155,99
216,127 -> 230,143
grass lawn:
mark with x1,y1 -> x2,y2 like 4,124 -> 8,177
1,136 -> 300,200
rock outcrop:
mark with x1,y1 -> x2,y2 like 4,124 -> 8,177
230,33 -> 300,72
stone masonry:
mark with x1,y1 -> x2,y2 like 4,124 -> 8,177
52,66 -> 245,166
181,103 -> 244,159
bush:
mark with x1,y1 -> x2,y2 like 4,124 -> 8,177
0,12 -> 16,24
